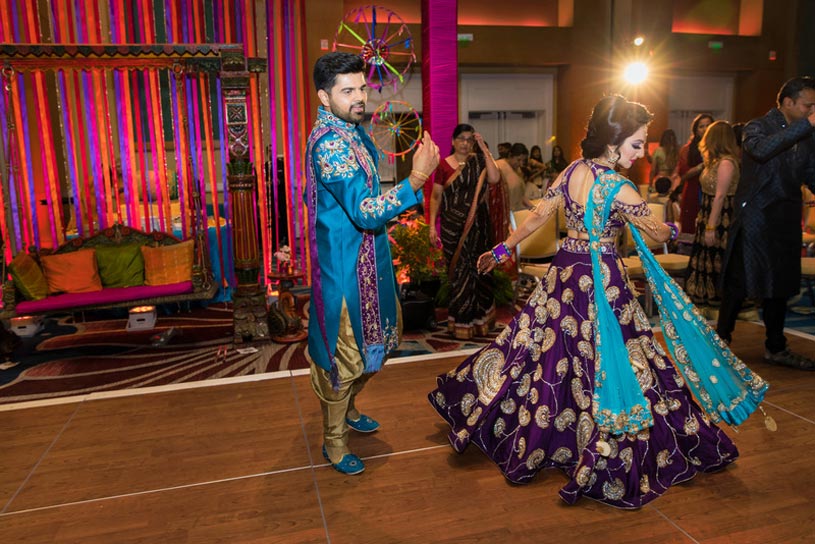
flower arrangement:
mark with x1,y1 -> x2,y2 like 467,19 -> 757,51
274,245 -> 292,273
388,212 -> 444,285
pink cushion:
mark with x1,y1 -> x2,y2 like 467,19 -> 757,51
15,281 -> 193,314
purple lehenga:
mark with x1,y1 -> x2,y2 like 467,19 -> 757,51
428,160 -> 740,509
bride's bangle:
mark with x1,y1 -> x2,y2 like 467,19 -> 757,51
491,242 -> 512,264
665,222 -> 679,241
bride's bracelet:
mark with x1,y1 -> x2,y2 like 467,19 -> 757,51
665,222 -> 679,241
491,242 -> 512,264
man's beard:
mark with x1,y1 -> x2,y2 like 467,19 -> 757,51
332,101 -> 365,124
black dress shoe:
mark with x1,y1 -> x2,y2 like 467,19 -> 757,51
764,349 -> 815,370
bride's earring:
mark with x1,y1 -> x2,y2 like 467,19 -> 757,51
606,148 -> 620,165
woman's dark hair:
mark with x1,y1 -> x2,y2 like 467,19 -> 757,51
452,123 -> 475,139
580,95 -> 654,159
552,145 -> 563,158
313,52 -> 365,93
530,145 -> 543,161
687,113 -> 714,166
449,124 -> 476,154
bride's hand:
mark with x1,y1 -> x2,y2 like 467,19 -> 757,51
477,251 -> 498,274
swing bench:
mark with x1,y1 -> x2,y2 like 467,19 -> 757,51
0,223 -> 216,320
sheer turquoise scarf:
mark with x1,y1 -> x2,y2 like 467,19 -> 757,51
585,170 -> 768,435
584,170 -> 654,434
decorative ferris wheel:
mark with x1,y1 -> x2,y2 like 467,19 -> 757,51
333,5 -> 416,93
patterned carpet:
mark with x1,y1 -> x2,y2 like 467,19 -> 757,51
0,304 -> 511,405
2,289 -> 812,406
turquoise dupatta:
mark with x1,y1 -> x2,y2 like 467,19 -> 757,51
584,169 -> 768,435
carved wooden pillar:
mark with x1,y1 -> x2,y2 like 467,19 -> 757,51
221,51 -> 269,343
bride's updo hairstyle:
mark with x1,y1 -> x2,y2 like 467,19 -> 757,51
580,95 -> 653,160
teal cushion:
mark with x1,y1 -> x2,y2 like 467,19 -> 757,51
94,244 -> 145,288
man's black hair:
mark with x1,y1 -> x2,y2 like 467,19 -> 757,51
777,76 -> 815,107
313,52 -> 365,93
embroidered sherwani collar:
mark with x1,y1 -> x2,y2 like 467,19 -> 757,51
317,106 -> 359,132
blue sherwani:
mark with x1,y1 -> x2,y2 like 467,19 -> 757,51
306,107 -> 423,376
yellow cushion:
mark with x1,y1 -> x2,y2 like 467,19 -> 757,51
141,240 -> 194,286
8,252 -> 48,300
40,249 -> 103,294
802,257 -> 815,276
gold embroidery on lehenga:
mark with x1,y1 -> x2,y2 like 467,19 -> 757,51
605,285 -> 620,302
534,303 -> 549,323
578,274 -> 593,292
466,406 -> 482,426
517,374 -> 531,397
541,328 -> 556,353
560,265 -> 574,282
518,405 -> 531,426
572,378 -> 591,410
460,393 -> 476,416
500,398 -> 517,414
656,450 -> 672,468
434,392 -> 446,408
456,364 -> 471,382
619,447 -> 633,473
529,388 -> 539,404
493,417 -> 506,437
640,475 -> 651,494
534,363 -> 543,381
552,447 -> 573,463
526,449 -> 546,470
683,415 -> 700,435
546,298 -> 561,320
602,478 -> 626,501
580,320 -> 593,341
517,437 -> 526,458
654,399 -> 669,416
561,316 -> 578,337
572,356 -> 584,377
545,267 -> 558,294
576,412 -> 594,453
555,408 -> 576,431
510,365 -> 523,379
576,465 -> 592,487
535,405 -> 551,428
473,349 -> 507,404
562,287 -> 575,304
556,357 -> 569,377
619,301 -> 633,325
578,340 -> 595,360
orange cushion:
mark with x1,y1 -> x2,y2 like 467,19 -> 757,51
141,240 -> 194,286
40,249 -> 103,294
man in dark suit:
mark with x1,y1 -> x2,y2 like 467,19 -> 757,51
717,76 -> 815,369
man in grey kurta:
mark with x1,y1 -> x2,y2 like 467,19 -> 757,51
717,76 -> 815,369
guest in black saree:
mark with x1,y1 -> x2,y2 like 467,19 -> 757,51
429,124 -> 501,339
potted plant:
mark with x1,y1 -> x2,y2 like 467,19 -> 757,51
388,211 -> 444,294
388,211 -> 444,329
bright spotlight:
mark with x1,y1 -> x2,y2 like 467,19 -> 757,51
623,62 -> 648,84
633,36 -> 645,47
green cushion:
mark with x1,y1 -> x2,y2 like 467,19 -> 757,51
8,252 -> 48,300
94,244 -> 145,288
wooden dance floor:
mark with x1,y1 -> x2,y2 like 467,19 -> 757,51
1,321 -> 814,543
